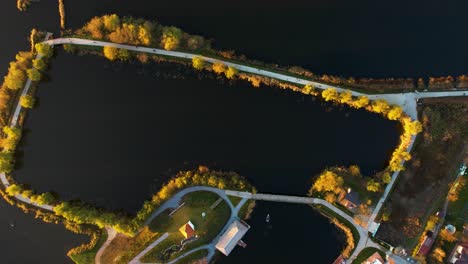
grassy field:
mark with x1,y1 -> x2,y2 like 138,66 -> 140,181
351,247 -> 385,264
227,195 -> 242,207
377,98 -> 468,248
141,191 -> 230,262
69,230 -> 107,264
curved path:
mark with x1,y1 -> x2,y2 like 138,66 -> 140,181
95,226 -> 117,264
43,37 -> 468,121
0,32 -> 55,212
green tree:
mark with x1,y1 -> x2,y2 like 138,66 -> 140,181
366,179 -> 381,192
160,26 -> 182,50
187,35 -> 208,50
32,58 -> 46,71
35,43 -> 53,58
192,56 -> 205,70
31,192 -> 56,205
321,88 -> 339,102
20,95 -> 35,108
0,152 -> 14,173
224,66 -> 238,79
27,68 -> 41,81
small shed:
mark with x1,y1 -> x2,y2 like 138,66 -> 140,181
179,221 -> 195,239
340,189 -> 361,210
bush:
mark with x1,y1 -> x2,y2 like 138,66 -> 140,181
19,95 -> 35,108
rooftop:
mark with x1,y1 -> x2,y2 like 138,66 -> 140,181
215,220 -> 250,256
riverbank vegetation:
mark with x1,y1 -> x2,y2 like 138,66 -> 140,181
66,14 -> 468,93
16,0 -> 32,11
377,98 -> 468,248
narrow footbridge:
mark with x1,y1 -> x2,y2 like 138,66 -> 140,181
225,190 -> 317,204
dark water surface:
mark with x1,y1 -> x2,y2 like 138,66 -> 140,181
0,0 -> 466,263
16,52 -> 399,212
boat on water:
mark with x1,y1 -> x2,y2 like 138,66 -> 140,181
265,214 -> 270,223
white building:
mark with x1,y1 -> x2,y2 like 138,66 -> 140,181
215,220 -> 250,256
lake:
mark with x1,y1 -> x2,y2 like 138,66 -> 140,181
0,0 -> 466,263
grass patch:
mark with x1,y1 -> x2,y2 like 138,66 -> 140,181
351,247 -> 385,264
100,227 -> 160,264
69,230 -> 107,264
142,191 -> 230,262
228,195 -> 242,207
447,176 -> 468,230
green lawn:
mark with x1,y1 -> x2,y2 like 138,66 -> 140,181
351,247 -> 385,264
69,230 -> 107,264
446,176 -> 468,230
142,191 -> 230,262
227,195 -> 242,207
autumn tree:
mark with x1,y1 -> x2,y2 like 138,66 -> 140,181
351,96 -> 369,109
27,68 -> 41,81
160,26 -> 182,50
381,171 -> 392,184
35,43 -> 53,58
370,99 -> 390,114
2,126 -> 22,151
102,14 -> 120,31
387,106 -> 403,120
4,63 -> 26,90
32,58 -> 46,71
6,184 -> 23,196
31,192 -> 56,205
431,247 -> 446,262
402,118 -> 423,135
439,229 -> 456,242
187,35 -> 208,50
192,56 -> 205,70
212,62 -> 226,74
225,66 -> 238,79
324,192 -> 337,203
138,21 -> 155,46
248,76 -> 261,87
108,23 -> 139,44
103,46 -> 129,61
348,165 -> 361,176
321,88 -> 339,102
85,16 -> 104,39
366,179 -> 381,192
20,95 -> 35,108
310,170 -> 344,194
303,84 -> 315,95
338,90 -> 353,104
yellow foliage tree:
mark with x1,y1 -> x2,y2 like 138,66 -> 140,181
387,106 -> 403,120
370,99 -> 390,114
85,17 -> 104,39
192,56 -> 205,70
321,88 -> 339,102
303,84 -> 315,94
224,66 -> 238,79
161,26 -> 182,51
212,62 -> 226,74
431,247 -> 446,262
102,14 -> 120,31
351,96 -> 369,109
311,170 -> 344,193
103,46 -> 119,61
338,90 -> 353,104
